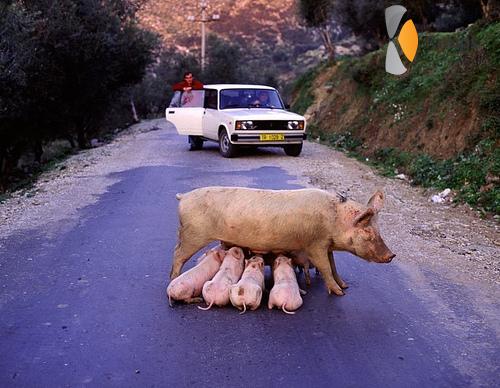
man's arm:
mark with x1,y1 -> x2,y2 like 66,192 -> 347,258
192,80 -> 204,90
172,81 -> 185,92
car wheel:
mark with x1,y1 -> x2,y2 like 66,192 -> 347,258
283,143 -> 303,157
188,136 -> 203,151
219,130 -> 237,158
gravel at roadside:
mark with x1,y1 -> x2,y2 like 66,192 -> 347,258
1,118 -> 498,299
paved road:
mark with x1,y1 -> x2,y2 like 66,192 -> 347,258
1,124 -> 498,387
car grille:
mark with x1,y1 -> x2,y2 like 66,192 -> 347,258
250,120 -> 291,131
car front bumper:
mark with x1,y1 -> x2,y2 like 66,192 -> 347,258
230,132 -> 306,145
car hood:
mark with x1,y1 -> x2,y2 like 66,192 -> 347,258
221,109 -> 305,121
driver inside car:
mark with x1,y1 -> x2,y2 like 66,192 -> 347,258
252,91 -> 272,107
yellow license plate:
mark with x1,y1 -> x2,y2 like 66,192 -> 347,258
260,133 -> 285,141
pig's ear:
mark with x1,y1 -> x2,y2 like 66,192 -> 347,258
244,259 -> 250,268
367,190 -> 384,212
354,208 -> 375,228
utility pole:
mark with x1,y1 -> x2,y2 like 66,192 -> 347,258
188,1 -> 220,72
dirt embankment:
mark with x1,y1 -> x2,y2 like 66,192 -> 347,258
293,22 -> 499,160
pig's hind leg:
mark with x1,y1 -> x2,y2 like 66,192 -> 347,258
170,225 -> 213,279
307,247 -> 344,296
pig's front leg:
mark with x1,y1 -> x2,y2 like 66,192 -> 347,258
329,251 -> 348,289
307,248 -> 344,296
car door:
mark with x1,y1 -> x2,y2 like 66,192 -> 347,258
202,89 -> 220,140
165,90 -> 205,136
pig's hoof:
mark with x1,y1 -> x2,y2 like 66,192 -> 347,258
339,281 -> 349,289
328,287 -> 345,296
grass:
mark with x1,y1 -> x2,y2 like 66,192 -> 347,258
0,142 -> 75,204
307,126 -> 500,215
297,21 -> 499,216
290,66 -> 322,114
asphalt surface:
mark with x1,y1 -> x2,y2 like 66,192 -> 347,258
0,125 -> 498,387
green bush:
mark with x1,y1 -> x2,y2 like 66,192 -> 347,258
291,67 -> 319,114
372,140 -> 499,214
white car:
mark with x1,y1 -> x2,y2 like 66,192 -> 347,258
165,84 -> 307,157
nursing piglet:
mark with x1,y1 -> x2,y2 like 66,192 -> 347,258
199,247 -> 245,310
229,256 -> 265,314
268,255 -> 305,314
167,246 -> 225,306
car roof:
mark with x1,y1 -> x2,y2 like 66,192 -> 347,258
204,84 -> 276,91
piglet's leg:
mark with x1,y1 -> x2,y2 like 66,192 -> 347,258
307,248 -> 344,296
304,263 -> 311,287
330,252 -> 348,289
185,297 -> 204,304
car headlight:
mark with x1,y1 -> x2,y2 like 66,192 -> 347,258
235,120 -> 256,130
288,120 -> 305,130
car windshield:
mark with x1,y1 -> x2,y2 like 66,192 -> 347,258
220,89 -> 284,110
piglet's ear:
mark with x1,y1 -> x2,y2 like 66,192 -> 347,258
354,208 -> 375,228
230,247 -> 244,260
367,190 -> 384,213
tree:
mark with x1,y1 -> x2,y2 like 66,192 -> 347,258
23,0 -> 158,147
0,0 -> 158,189
480,0 -> 500,20
333,0 -> 386,49
0,2 -> 42,184
297,0 -> 336,61
202,34 -> 242,84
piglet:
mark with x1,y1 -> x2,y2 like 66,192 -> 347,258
268,255 -> 306,315
229,256 -> 265,314
167,246 -> 225,306
199,247 -> 245,310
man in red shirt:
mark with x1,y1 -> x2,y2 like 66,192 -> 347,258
172,72 -> 204,92
171,72 -> 205,151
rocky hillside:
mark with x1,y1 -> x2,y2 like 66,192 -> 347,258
138,0 -> 326,75
292,21 -> 499,214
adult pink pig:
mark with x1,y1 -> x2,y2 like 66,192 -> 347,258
171,187 -> 395,296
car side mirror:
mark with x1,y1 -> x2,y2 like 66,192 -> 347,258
285,103 -> 290,110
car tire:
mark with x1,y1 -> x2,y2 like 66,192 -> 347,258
284,143 -> 303,157
219,130 -> 237,158
188,136 -> 204,151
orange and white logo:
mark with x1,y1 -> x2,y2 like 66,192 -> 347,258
385,5 -> 418,75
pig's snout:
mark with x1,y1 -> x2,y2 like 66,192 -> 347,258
382,252 -> 396,263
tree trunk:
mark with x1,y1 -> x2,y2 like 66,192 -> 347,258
34,140 -> 43,163
77,127 -> 89,149
481,0 -> 500,20
319,26 -> 335,62
66,135 -> 76,149
130,97 -> 139,123
0,147 -> 6,191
